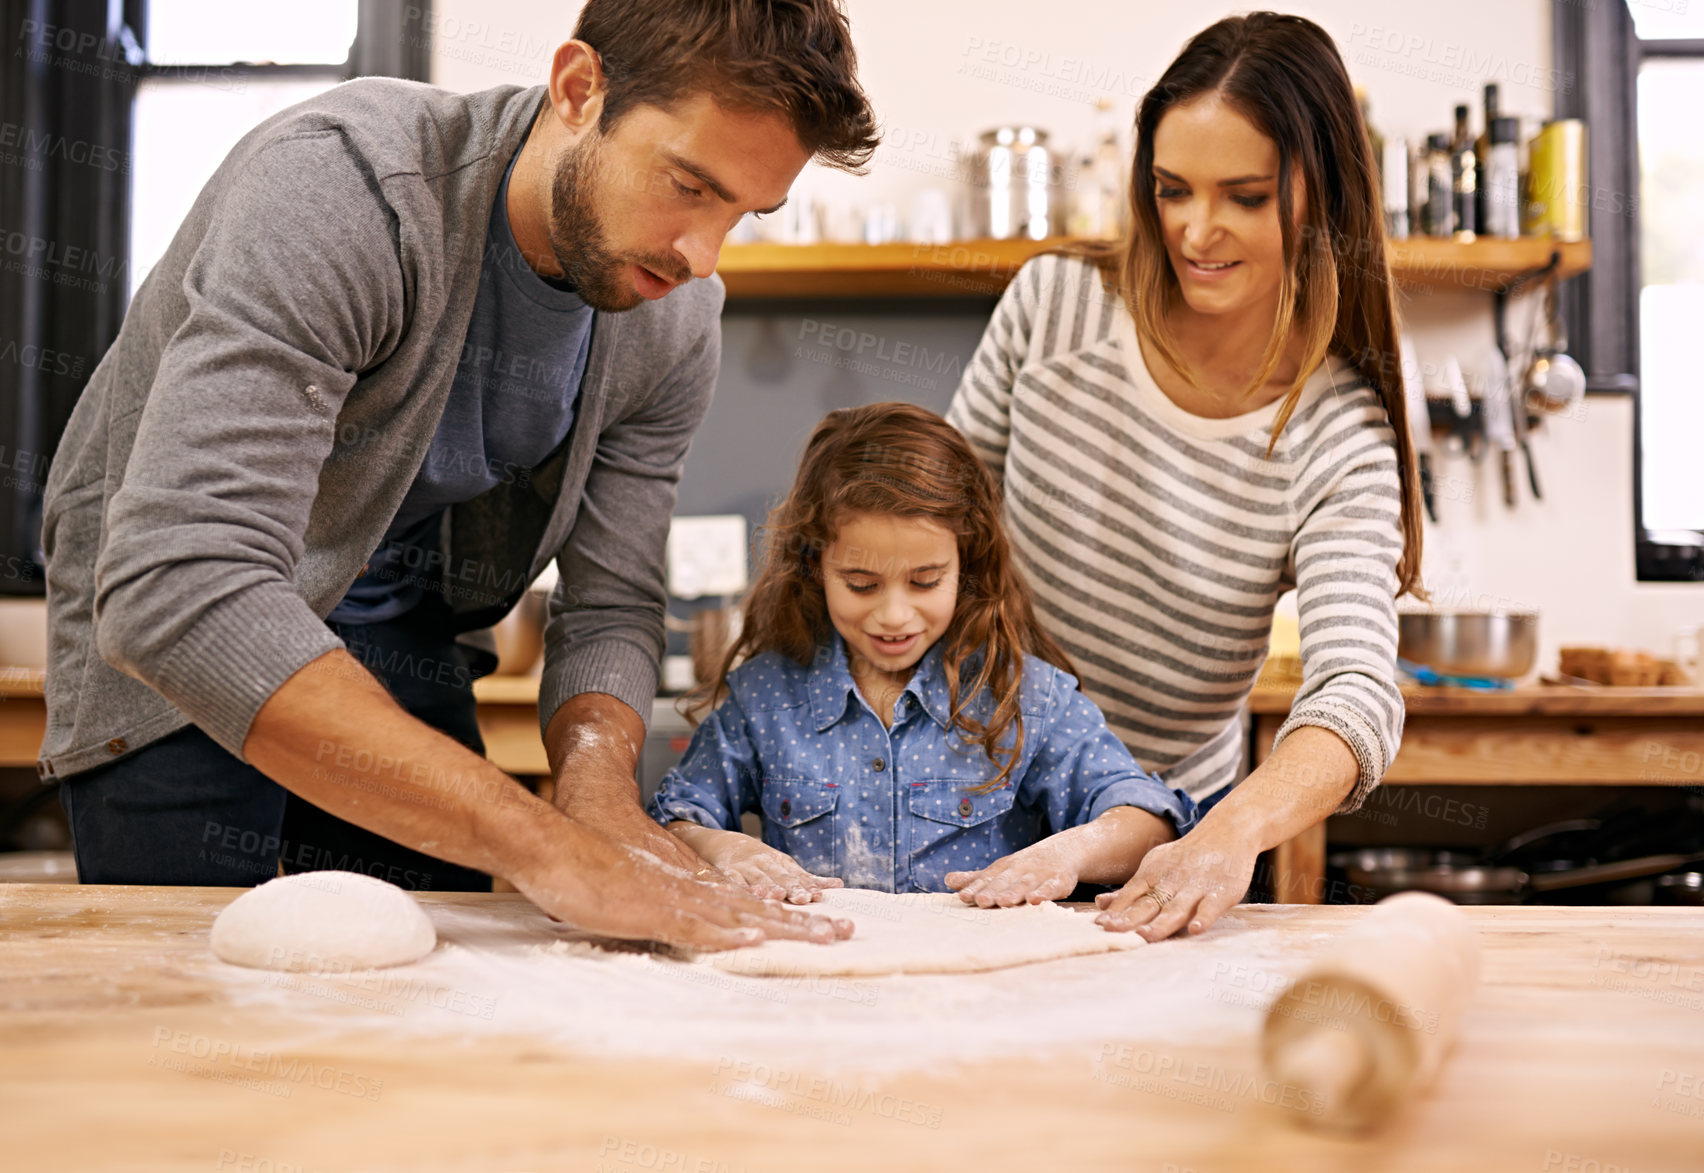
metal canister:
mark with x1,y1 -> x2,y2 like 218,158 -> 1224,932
1522,118 -> 1587,240
962,126 -> 1062,241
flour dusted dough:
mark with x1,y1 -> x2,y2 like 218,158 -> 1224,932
704,889 -> 1146,977
211,871 -> 436,972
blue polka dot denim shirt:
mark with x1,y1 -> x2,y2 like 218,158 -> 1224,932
649,635 -> 1198,893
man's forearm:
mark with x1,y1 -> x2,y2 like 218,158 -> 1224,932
244,649 -> 560,880
543,691 -> 647,811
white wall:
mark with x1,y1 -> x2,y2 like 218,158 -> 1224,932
430,0 -> 1704,674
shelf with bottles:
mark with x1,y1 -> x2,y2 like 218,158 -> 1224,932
715,235 -> 1590,301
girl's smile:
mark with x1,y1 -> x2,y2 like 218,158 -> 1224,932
821,511 -> 960,695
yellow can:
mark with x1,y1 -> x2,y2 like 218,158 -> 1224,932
1522,119 -> 1587,240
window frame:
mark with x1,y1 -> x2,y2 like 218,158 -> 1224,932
1559,1 -> 1704,581
1632,35 -> 1704,579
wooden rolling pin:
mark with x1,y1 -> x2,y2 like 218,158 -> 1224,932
1260,892 -> 1481,1131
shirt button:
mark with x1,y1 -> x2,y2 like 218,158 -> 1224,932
107,738 -> 128,755
780,798 -> 792,818
871,758 -> 886,772
958,798 -> 973,817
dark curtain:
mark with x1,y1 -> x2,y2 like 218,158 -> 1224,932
1551,0 -> 1640,393
0,1 -> 430,595
349,0 -> 433,83
0,0 -> 141,594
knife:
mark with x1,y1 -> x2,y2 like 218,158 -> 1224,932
1482,345 -> 1517,507
1510,365 -> 1543,501
1399,334 -> 1437,522
1440,355 -> 1481,463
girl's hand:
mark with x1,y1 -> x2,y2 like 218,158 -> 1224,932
947,806 -> 1177,907
944,834 -> 1083,906
1093,824 -> 1259,940
947,806 -> 1179,907
667,822 -> 843,905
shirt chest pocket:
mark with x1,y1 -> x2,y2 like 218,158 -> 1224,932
758,777 -> 840,878
904,781 -> 1016,892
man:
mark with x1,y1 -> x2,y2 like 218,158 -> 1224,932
39,0 -> 878,950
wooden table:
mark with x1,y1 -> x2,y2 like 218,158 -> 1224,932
1252,682 -> 1704,904
2,885 -> 1701,1172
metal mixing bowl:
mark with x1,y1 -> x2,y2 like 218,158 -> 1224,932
1398,610 -> 1539,679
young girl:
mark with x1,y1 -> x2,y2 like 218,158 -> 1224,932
648,403 -> 1195,906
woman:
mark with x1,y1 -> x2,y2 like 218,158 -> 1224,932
945,12 -> 1422,939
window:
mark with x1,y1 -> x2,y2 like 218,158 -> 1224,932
128,2 -> 360,295
1631,10 -> 1704,557
1561,0 -> 1704,579
1636,55 -> 1704,536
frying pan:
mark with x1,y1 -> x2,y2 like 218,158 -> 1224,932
1332,846 -> 1704,904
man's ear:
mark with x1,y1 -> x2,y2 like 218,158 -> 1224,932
547,40 -> 606,136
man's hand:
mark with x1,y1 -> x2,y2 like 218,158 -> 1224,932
557,767 -> 718,875
544,692 -> 725,878
667,822 -> 843,904
505,813 -> 853,950
247,653 -> 850,950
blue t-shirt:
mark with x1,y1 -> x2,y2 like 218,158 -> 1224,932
648,636 -> 1198,893
330,147 -> 596,623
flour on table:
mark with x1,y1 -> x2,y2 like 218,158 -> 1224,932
208,896 -> 1306,1074
210,870 -> 436,972
702,888 -> 1146,977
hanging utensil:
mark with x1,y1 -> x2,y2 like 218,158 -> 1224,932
1482,344 -> 1518,507
1494,283 -> 1543,501
1440,355 -> 1480,463
1522,274 -> 1586,417
1399,333 -> 1437,523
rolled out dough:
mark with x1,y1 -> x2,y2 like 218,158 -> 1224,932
702,889 -> 1146,977
211,870 -> 436,972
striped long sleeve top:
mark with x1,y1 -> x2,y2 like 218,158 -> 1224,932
946,254 -> 1405,809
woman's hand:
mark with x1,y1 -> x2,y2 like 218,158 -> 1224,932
946,806 -> 1176,907
1093,822 -> 1260,939
1096,726 -> 1360,938
667,822 -> 844,905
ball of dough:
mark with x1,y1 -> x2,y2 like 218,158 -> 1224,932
211,870 -> 436,972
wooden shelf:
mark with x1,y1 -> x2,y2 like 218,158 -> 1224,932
1390,236 -> 1591,291
716,236 -> 1591,300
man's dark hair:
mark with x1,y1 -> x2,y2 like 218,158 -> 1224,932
571,0 -> 879,172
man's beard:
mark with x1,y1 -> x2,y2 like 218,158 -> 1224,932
547,134 -> 691,313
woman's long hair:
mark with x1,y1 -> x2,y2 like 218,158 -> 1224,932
1066,11 -> 1423,595
689,403 -> 1074,793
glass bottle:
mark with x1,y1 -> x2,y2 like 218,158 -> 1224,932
1451,104 -> 1477,241
1484,117 -> 1522,239
1425,133 -> 1455,237
1474,84 -> 1499,233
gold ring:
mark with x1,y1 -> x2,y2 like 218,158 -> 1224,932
1142,886 -> 1175,911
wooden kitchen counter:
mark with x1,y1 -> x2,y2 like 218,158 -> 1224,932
1252,679 -> 1704,903
1248,679 -> 1704,719
3,884 -> 1701,1172
0,669 -> 559,778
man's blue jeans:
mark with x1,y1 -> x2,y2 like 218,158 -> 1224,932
60,611 -> 493,891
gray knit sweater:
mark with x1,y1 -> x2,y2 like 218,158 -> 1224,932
39,79 -> 722,779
